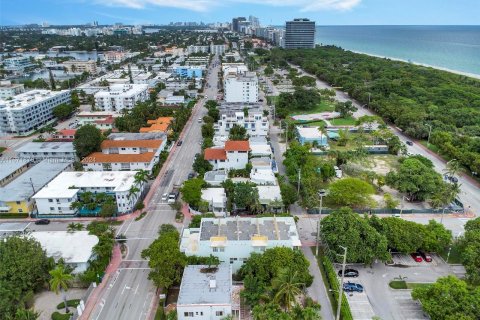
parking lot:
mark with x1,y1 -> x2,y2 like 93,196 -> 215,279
344,288 -> 376,320
391,253 -> 441,267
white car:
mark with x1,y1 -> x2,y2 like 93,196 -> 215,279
198,118 -> 202,123
161,193 -> 168,202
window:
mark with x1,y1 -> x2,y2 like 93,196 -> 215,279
216,311 -> 224,316
50,207 -> 54,211
18,209 -> 23,213
16,201 -> 21,205
184,312 -> 194,317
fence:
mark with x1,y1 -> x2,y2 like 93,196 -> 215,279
70,282 -> 96,320
306,207 -> 464,215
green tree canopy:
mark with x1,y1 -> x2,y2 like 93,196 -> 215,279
73,124 -> 103,159
411,276 -> 480,320
52,103 -> 74,120
229,124 -> 248,140
321,208 -> 389,264
327,177 -> 376,208
180,178 -> 205,209
460,217 -> 480,285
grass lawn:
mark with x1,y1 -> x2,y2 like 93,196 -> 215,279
290,100 -> 335,116
440,244 -> 463,264
0,147 -> 5,154
389,280 -> 407,289
330,116 -> 357,126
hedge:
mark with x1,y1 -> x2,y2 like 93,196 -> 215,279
56,299 -> 80,309
51,312 -> 71,320
323,256 -> 354,320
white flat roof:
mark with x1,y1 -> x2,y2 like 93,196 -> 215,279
201,188 -> 226,203
0,90 -> 70,110
257,185 -> 282,203
296,126 -> 325,139
30,231 -> 98,264
33,171 -> 138,199
95,84 -> 148,97
16,142 -> 75,154
250,144 -> 272,156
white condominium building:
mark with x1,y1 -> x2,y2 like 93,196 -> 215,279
94,84 -> 148,112
63,60 -> 98,74
215,111 -> 268,138
3,56 -> 34,72
210,43 -> 226,55
0,90 -> 71,135
224,72 -> 258,103
180,216 -> 302,272
187,45 -> 209,55
0,81 -> 25,99
33,171 -> 145,216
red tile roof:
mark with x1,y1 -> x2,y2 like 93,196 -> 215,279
101,139 -> 163,149
204,148 -> 227,160
57,129 -> 76,136
225,140 -> 250,152
81,152 -> 155,163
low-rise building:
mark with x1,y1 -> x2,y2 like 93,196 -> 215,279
0,81 -> 25,99
177,264 -> 240,320
164,95 -> 185,105
204,140 -> 250,171
210,43 -> 226,55
187,45 -> 209,55
180,216 -> 301,272
296,126 -> 328,146
250,158 -> 276,185
33,171 -> 144,216
0,90 -> 71,135
63,60 -> 98,74
0,160 -> 71,215
174,66 -> 203,78
215,111 -> 268,138
81,139 -> 166,173
94,84 -> 148,112
249,137 -> 272,158
16,142 -> 76,161
224,73 -> 258,103
201,188 -> 227,217
0,159 -> 31,187
257,185 -> 283,208
30,231 -> 98,273
3,56 -> 34,73
139,117 -> 173,133
204,170 -> 227,186
77,111 -> 120,130
52,129 -> 76,141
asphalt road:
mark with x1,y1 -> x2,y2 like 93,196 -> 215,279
289,64 -> 480,216
87,57 -> 219,320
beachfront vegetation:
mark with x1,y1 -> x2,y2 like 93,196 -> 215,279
264,46 -> 480,175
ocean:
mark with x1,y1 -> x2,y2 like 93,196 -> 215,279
314,25 -> 480,77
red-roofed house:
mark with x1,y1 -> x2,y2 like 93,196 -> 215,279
204,140 -> 249,171
52,129 -> 76,141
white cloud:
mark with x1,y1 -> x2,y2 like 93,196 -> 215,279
94,0 -> 361,12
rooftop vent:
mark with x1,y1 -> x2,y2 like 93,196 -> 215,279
209,279 -> 216,289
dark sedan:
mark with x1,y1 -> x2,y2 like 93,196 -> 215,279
343,282 -> 364,293
338,268 -> 359,278
35,219 -> 50,225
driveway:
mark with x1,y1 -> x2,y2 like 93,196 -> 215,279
34,288 -> 85,320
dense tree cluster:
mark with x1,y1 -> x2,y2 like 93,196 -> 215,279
459,217 -> 480,284
275,88 -> 322,118
73,124 -> 103,159
0,237 -> 54,318
266,46 -> 480,173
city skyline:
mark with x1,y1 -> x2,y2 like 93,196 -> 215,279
1,0 -> 479,26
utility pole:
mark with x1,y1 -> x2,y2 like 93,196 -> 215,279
426,123 -> 432,148
297,168 -> 301,197
336,246 -> 348,320
316,189 -> 328,256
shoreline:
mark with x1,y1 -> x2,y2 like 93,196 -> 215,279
329,46 -> 480,80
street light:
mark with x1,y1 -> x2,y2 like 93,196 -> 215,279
315,189 -> 328,256
336,246 -> 348,320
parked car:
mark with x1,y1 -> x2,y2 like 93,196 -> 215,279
187,172 -> 196,179
198,118 -> 202,123
343,282 -> 364,293
177,140 -> 183,146
338,269 -> 359,278
406,141 -> 413,146
411,252 -> 423,262
35,219 -> 50,225
161,193 -> 169,202
418,250 -> 432,262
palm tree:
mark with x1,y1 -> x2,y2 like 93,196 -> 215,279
444,159 -> 461,178
272,268 -> 304,312
67,222 -> 84,232
128,186 -> 140,200
134,169 -> 149,186
49,265 -> 74,314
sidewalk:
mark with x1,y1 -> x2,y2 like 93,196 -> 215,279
301,246 -> 335,320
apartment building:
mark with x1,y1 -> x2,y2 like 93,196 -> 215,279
0,90 -> 71,135
103,51 -> 126,63
81,139 -> 166,173
63,60 -> 98,74
177,264 -> 240,320
0,81 -> 25,99
210,43 -> 226,55
174,66 -> 203,78
77,111 -> 120,130
224,73 -> 258,103
52,129 -> 76,141
94,84 -> 148,112
187,45 -> 209,55
33,171 -> 144,216
284,18 -> 316,49
16,142 -> 76,161
139,117 -> 173,133
180,216 -> 301,272
204,140 -> 250,171
0,160 -> 71,215
215,111 -> 268,139
3,56 -> 34,72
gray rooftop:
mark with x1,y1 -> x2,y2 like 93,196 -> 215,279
16,142 -> 74,154
178,264 -> 232,306
199,217 -> 296,241
204,170 -> 227,183
249,136 -> 268,145
108,132 -> 167,141
218,102 -> 263,113
0,159 -> 71,202
0,159 -> 31,182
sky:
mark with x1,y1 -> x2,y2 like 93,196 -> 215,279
1,0 -> 479,26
